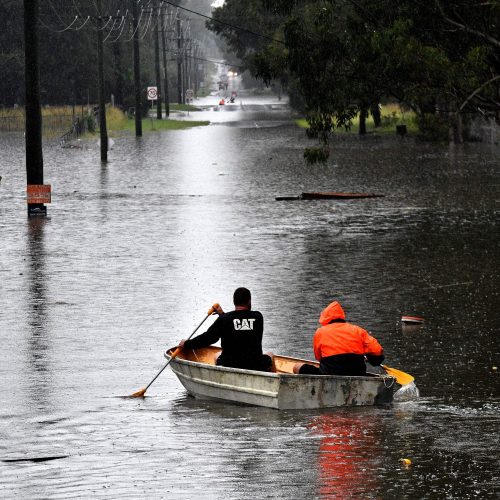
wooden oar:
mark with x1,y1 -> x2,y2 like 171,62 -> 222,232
381,364 -> 414,385
130,303 -> 221,397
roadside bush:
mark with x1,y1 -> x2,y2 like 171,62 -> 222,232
381,111 -> 400,127
304,146 -> 330,164
106,106 -> 128,130
85,114 -> 95,133
414,112 -> 448,141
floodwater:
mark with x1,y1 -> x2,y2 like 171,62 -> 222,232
0,94 -> 499,498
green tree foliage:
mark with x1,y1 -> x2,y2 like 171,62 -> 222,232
207,0 -> 288,85
208,0 -> 499,159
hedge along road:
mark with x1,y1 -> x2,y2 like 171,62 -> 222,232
0,94 -> 498,498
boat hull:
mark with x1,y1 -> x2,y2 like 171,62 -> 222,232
166,347 -> 394,410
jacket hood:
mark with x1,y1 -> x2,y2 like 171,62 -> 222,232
319,301 -> 346,325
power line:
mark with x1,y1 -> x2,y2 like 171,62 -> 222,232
162,1 -> 285,45
38,15 -> 79,33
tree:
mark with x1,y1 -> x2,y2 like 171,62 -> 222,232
207,0 -> 499,159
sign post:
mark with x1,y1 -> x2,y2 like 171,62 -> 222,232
185,89 -> 194,116
147,86 -> 158,129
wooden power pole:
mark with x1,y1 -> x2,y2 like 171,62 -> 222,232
177,17 -> 182,104
160,4 -> 170,117
96,0 -> 108,162
132,0 -> 142,136
154,0 -> 162,119
24,0 -> 47,216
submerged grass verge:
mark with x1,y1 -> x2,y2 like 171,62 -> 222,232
124,118 -> 210,132
105,107 -> 209,134
296,104 -> 417,135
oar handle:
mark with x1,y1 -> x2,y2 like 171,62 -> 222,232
207,303 -> 222,316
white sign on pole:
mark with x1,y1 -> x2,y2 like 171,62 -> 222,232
185,89 -> 194,99
147,86 -> 158,100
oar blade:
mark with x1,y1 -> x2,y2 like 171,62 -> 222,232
381,365 -> 414,385
131,387 -> 147,398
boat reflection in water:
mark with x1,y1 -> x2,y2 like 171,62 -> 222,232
308,413 -> 382,499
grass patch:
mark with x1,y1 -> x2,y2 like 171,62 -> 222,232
96,107 -> 209,133
106,106 -> 128,131
168,103 -> 202,112
0,105 -> 85,134
296,104 -> 417,135
0,105 -> 209,135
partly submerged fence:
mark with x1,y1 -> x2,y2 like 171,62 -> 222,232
0,112 -> 75,133
59,116 -> 89,146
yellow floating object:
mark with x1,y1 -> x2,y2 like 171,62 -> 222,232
400,458 -> 412,466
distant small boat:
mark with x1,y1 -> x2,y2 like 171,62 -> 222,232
401,316 -> 425,324
166,346 -> 395,409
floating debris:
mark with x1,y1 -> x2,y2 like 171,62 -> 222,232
276,192 -> 384,201
401,315 -> 425,324
3,455 -> 68,463
301,192 -> 385,200
400,458 -> 412,467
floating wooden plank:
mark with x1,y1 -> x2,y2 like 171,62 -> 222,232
301,192 -> 385,200
275,196 -> 301,201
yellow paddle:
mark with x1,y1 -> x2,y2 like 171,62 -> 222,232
381,364 -> 414,385
130,303 -> 221,397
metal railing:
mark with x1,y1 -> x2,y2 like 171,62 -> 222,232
59,117 -> 89,146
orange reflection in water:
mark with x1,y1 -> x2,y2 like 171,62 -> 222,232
308,413 -> 383,499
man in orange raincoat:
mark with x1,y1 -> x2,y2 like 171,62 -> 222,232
294,301 -> 384,376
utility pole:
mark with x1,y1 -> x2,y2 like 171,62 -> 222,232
24,0 -> 46,216
160,3 -> 170,117
184,40 -> 190,96
154,0 -> 162,119
96,0 -> 108,162
193,44 -> 198,97
183,24 -> 189,102
176,17 -> 183,104
113,40 -> 124,107
132,0 -> 142,136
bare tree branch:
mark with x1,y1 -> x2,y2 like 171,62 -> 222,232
435,0 -> 500,48
457,74 -> 500,114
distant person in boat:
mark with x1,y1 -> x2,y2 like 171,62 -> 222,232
293,301 -> 384,376
179,287 -> 274,372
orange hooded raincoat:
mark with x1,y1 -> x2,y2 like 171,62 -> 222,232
313,301 -> 384,375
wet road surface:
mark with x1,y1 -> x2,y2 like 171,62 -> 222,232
1,95 -> 499,498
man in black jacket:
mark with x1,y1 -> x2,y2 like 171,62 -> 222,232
180,288 -> 273,372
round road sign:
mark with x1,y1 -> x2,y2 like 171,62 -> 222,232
147,87 -> 158,100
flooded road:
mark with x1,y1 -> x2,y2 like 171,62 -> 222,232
1,95 -> 499,498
